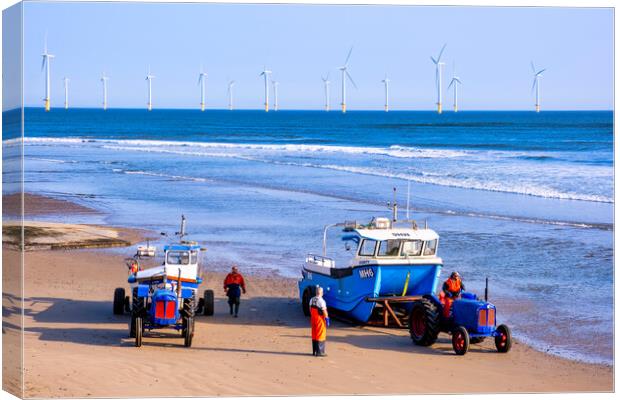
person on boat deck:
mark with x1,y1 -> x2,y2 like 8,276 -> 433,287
440,271 -> 465,318
309,286 -> 330,357
223,266 -> 246,318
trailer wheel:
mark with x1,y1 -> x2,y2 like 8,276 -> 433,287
184,317 -> 194,347
302,289 -> 311,317
452,326 -> 469,355
134,317 -> 143,347
302,286 -> 316,317
409,298 -> 440,346
494,324 -> 512,353
113,288 -> 125,315
203,290 -> 214,316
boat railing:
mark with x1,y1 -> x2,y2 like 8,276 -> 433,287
306,253 -> 335,269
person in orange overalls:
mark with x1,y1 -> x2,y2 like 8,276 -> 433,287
223,266 -> 246,318
440,271 -> 465,318
309,286 -> 330,356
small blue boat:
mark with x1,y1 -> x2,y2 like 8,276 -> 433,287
298,215 -> 443,323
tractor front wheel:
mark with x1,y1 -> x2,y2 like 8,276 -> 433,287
495,324 -> 512,353
452,326 -> 469,355
134,317 -> 143,347
409,299 -> 440,346
184,317 -> 194,347
113,288 -> 125,315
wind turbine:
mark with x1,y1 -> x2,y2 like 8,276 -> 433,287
339,47 -> 357,113
272,80 -> 279,111
41,34 -> 55,112
259,67 -> 272,112
531,62 -> 546,113
63,77 -> 69,110
447,75 -> 462,113
101,73 -> 109,111
381,74 -> 390,112
198,67 -> 207,111
321,73 -> 330,111
228,80 -> 236,110
145,67 -> 155,111
430,43 -> 447,114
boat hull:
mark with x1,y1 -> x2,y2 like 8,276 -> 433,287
298,263 -> 442,323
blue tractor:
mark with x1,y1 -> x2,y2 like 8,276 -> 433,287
408,281 -> 512,355
113,216 -> 213,348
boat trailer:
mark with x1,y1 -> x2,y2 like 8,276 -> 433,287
365,295 -> 423,328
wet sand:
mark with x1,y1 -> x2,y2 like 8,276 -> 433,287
8,247 -> 611,397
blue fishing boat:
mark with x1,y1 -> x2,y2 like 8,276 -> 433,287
298,208 -> 443,323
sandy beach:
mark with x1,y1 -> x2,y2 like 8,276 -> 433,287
2,241 -> 611,397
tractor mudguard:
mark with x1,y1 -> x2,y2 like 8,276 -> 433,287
423,294 -> 443,309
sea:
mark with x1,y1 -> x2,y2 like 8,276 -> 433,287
7,108 -> 614,365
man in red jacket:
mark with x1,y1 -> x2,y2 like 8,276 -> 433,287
223,265 -> 246,318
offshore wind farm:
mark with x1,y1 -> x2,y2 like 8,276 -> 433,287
37,37 -> 549,113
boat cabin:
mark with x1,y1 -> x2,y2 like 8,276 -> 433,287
305,217 -> 442,275
164,243 -> 201,267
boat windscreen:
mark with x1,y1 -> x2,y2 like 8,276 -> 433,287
423,239 -> 438,256
401,240 -> 423,256
377,240 -> 401,257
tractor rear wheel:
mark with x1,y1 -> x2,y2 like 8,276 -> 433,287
113,288 -> 125,315
452,326 -> 470,355
409,298 -> 440,346
495,324 -> 512,353
203,290 -> 214,316
134,317 -> 143,347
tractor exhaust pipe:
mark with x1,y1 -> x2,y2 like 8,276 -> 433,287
484,277 -> 489,302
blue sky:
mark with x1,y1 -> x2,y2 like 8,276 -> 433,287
20,2 -> 613,110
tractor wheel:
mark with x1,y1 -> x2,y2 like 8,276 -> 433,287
134,317 -> 143,347
495,324 -> 512,353
124,296 -> 131,313
302,286 -> 316,317
203,290 -> 214,316
452,326 -> 470,355
129,315 -> 136,338
113,288 -> 125,315
197,298 -> 205,314
470,337 -> 485,344
408,298 -> 440,346
184,317 -> 194,347
130,289 -> 145,338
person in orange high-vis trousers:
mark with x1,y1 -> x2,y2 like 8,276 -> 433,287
309,286 -> 329,356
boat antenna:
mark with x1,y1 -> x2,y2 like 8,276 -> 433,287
177,214 -> 187,240
392,187 -> 398,222
406,180 -> 411,220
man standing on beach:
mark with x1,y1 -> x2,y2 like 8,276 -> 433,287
309,286 -> 329,357
224,265 -> 246,318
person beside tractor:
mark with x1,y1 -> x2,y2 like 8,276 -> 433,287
440,271 -> 465,318
224,265 -> 246,318
309,286 -> 330,357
